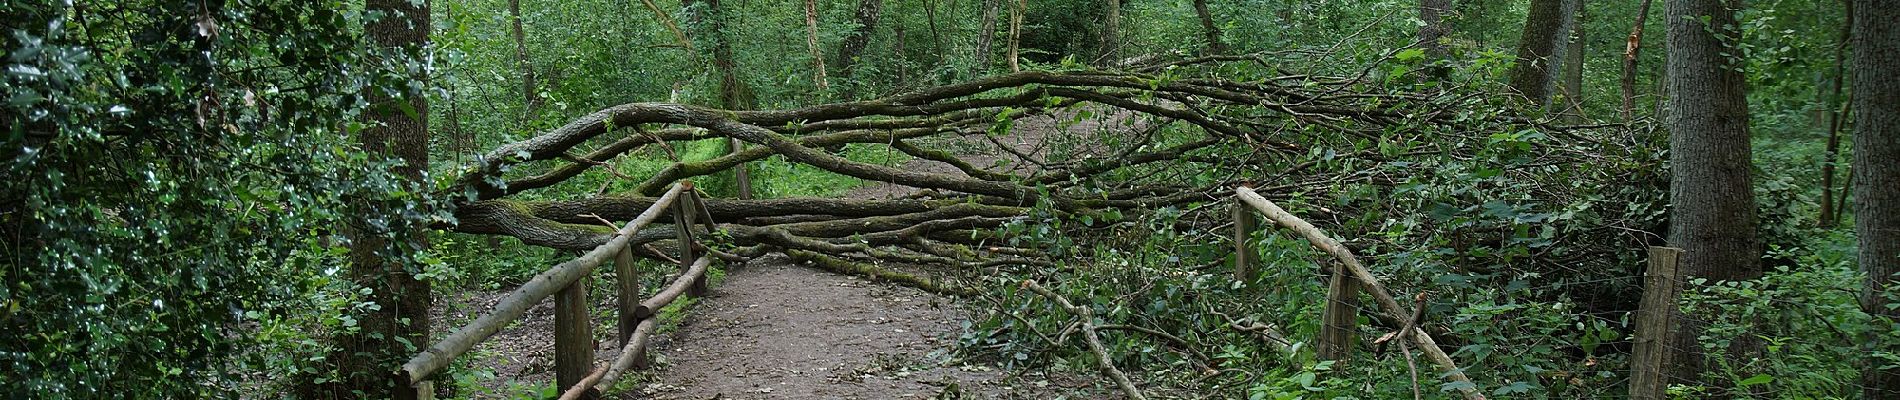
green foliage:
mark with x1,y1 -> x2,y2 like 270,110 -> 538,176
0,0 -> 413,396
1669,235 -> 1883,398
0,0 -> 1880,396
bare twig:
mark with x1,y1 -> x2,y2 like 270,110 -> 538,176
1096,324 -> 1217,375
1019,280 -> 1148,400
1235,187 -> 1485,400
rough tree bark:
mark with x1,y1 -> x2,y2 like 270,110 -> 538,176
836,0 -> 883,79
1851,0 -> 1900,396
321,0 -> 433,397
977,0 -> 999,66
1508,0 -> 1581,107
1662,0 -> 1761,388
1418,0 -> 1451,78
805,0 -> 829,92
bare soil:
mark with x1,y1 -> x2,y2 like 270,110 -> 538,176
636,109 -> 1134,400
636,257 -> 1097,400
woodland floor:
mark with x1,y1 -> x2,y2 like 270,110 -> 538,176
440,109 -> 1137,399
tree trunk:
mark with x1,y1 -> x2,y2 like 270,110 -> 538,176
1561,7 -> 1586,123
978,0 -> 999,66
1851,0 -> 1900,396
925,0 -> 943,62
1662,0 -> 1760,389
1008,0 -> 1023,72
324,0 -> 433,397
806,0 -> 829,92
1101,0 -> 1121,63
1509,0 -> 1581,107
1622,0 -> 1655,121
1819,0 -> 1852,228
836,0 -> 883,79
707,2 -> 751,110
686,0 -> 756,197
1192,0 -> 1225,55
1418,0 -> 1451,78
509,0 -> 540,121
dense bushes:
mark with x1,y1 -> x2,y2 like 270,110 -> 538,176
0,1 -> 424,396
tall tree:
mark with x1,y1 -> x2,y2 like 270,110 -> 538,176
509,0 -> 541,121
1560,8 -> 1586,122
1662,0 -> 1760,387
1851,0 -> 1900,396
1008,0 -> 1023,72
1193,0 -> 1226,54
1509,0 -> 1581,106
1418,0 -> 1451,78
805,0 -> 829,91
1101,0 -> 1121,62
978,0 -> 1000,66
684,0 -> 756,198
1819,0 -> 1853,227
324,0 -> 434,397
925,0 -> 943,61
1622,0 -> 1656,120
836,0 -> 884,79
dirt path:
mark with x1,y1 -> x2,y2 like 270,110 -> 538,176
634,110 -> 1133,399
634,257 -> 1095,400
442,108 -> 1135,399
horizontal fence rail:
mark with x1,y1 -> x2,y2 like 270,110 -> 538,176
397,181 -> 715,400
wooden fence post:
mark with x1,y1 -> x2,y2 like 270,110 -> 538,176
729,139 -> 754,200
1234,200 -> 1255,281
1630,246 -> 1683,400
1317,261 -> 1360,362
614,245 -> 640,347
393,377 -> 431,400
555,280 -> 598,400
675,187 -> 704,296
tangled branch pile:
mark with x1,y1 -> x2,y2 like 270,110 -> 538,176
445,58 -> 1640,291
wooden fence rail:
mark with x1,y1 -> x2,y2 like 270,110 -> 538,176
1234,186 -> 1486,400
396,181 -> 717,400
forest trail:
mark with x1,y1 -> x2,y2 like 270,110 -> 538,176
635,257 -> 1067,400
635,110 -> 1132,399
440,110 -> 1133,399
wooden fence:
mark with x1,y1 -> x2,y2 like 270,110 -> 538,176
1628,246 -> 1683,399
1232,186 -> 1486,400
394,181 -> 715,400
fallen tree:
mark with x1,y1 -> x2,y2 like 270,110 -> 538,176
434,54 -> 1649,395
443,62 -> 1556,255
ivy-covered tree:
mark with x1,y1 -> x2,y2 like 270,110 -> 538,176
1,0 -> 395,397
